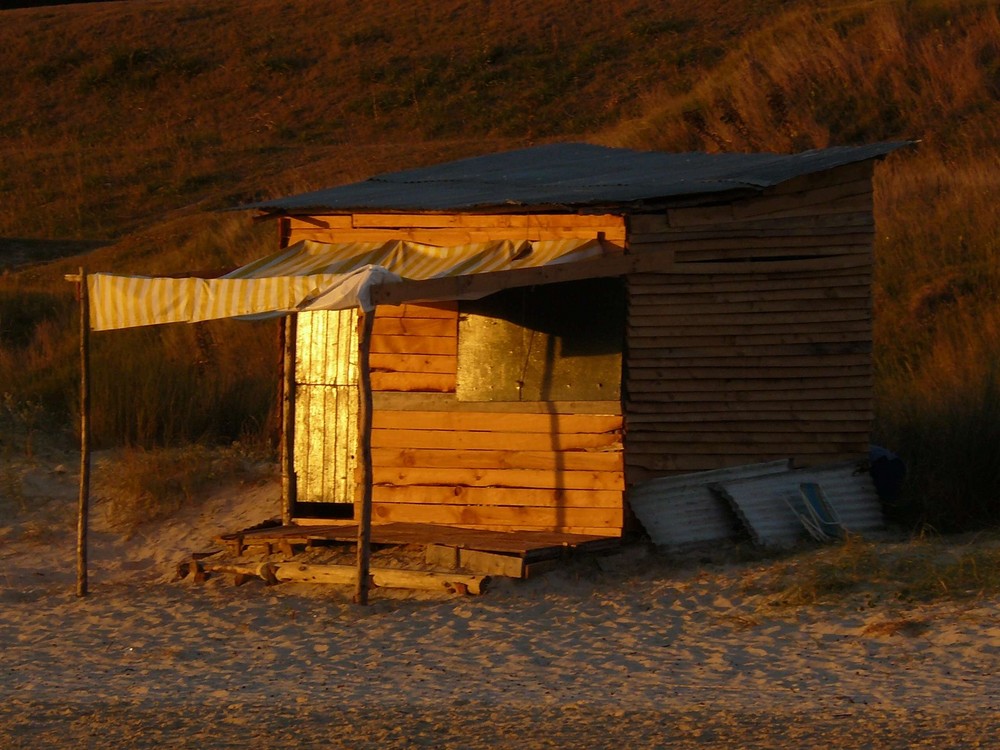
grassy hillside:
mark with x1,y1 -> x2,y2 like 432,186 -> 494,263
0,0 -> 998,529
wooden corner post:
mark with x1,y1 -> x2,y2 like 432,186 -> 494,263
354,306 -> 376,605
74,268 -> 91,597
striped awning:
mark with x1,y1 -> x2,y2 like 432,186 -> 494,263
87,237 -> 604,331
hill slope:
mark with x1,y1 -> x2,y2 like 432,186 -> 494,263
0,0 -> 998,528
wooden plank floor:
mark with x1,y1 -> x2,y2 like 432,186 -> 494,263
216,522 -> 619,561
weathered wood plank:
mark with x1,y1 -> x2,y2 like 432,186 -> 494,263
370,428 -> 622,451
629,353 -> 872,377
628,309 -> 870,328
372,411 -> 623,434
628,219 -> 874,240
370,334 -> 457,356
628,297 -> 870,315
350,212 -> 626,230
628,207 -> 875,234
626,375 -> 873,392
628,331 -> 870,348
625,451 -> 864,478
667,253 -> 870,275
626,430 -> 868,447
625,398 -> 873,414
626,419 -> 870,433
372,317 -> 456,337
370,372 -> 456,393
624,386 -> 871,402
372,485 -> 623,508
371,447 -> 624,471
631,232 -> 872,251
625,409 -> 872,423
627,272 -> 870,294
625,342 -> 872,359
371,502 -> 623,530
672,244 -> 868,263
288,227 -> 627,244
374,303 -> 457,318
370,353 -> 458,374
372,392 -> 622,414
374,466 -> 625,490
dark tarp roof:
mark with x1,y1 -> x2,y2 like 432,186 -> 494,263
243,141 -> 911,214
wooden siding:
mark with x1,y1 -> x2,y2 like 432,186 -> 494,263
368,301 -> 624,536
624,165 -> 874,484
286,212 -> 627,248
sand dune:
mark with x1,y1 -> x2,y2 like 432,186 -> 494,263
1,450 -> 998,748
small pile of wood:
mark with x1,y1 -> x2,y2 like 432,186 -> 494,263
177,555 -> 489,596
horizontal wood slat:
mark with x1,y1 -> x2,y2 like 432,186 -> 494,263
629,363 -> 871,379
287,228 -> 628,245
373,411 -> 623,434
370,373 -> 456,392
626,375 -> 872,393
370,335 -> 456,356
373,393 -> 622,414
370,353 -> 457,374
373,485 -> 622,508
373,466 -> 625,491
371,428 -> 622,451
371,502 -> 623,530
371,447 -> 624,472
372,317 -> 456,337
375,303 -> 457,319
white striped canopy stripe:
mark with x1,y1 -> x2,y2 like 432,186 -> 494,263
88,237 -> 603,331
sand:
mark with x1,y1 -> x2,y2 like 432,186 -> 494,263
2,448 -> 999,748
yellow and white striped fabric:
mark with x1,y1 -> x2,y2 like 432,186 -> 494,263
88,237 -> 603,331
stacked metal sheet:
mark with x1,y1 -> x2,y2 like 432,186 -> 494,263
630,460 -> 884,551
628,460 -> 791,551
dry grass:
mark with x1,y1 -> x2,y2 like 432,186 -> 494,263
743,533 -> 1000,607
96,442 -> 271,536
0,0 -> 998,530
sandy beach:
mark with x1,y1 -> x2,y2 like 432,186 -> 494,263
2,450 -> 999,748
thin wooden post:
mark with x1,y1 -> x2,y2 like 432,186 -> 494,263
76,268 -> 91,597
354,307 -> 376,605
280,314 -> 297,525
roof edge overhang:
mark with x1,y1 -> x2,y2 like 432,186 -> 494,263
237,140 -> 915,219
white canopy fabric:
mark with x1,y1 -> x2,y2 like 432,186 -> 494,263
87,237 -> 604,331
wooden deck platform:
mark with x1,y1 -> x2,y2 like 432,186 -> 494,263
215,522 -> 620,578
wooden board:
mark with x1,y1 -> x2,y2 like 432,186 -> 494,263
373,466 -> 625,490
370,428 -> 621,451
371,447 -> 624,472
372,410 -> 623,434
624,258 -> 872,486
372,485 -> 623,508
371,502 -> 623,531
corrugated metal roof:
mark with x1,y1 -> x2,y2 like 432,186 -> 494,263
714,461 -> 883,549
242,141 -> 911,214
628,460 -> 792,551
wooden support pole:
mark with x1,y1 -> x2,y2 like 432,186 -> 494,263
76,268 -> 91,597
354,306 -> 376,605
280,314 -> 297,525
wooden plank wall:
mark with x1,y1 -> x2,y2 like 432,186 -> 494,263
368,302 -> 624,536
624,161 -> 875,484
286,212 -> 629,537
285,212 -> 627,247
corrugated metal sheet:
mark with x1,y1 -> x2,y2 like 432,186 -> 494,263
294,309 -> 359,505
715,461 -> 883,549
242,142 -> 911,214
628,460 -> 791,551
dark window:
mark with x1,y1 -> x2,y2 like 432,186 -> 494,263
457,278 -> 624,401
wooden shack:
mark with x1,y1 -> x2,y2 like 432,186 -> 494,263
86,141 -> 908,544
